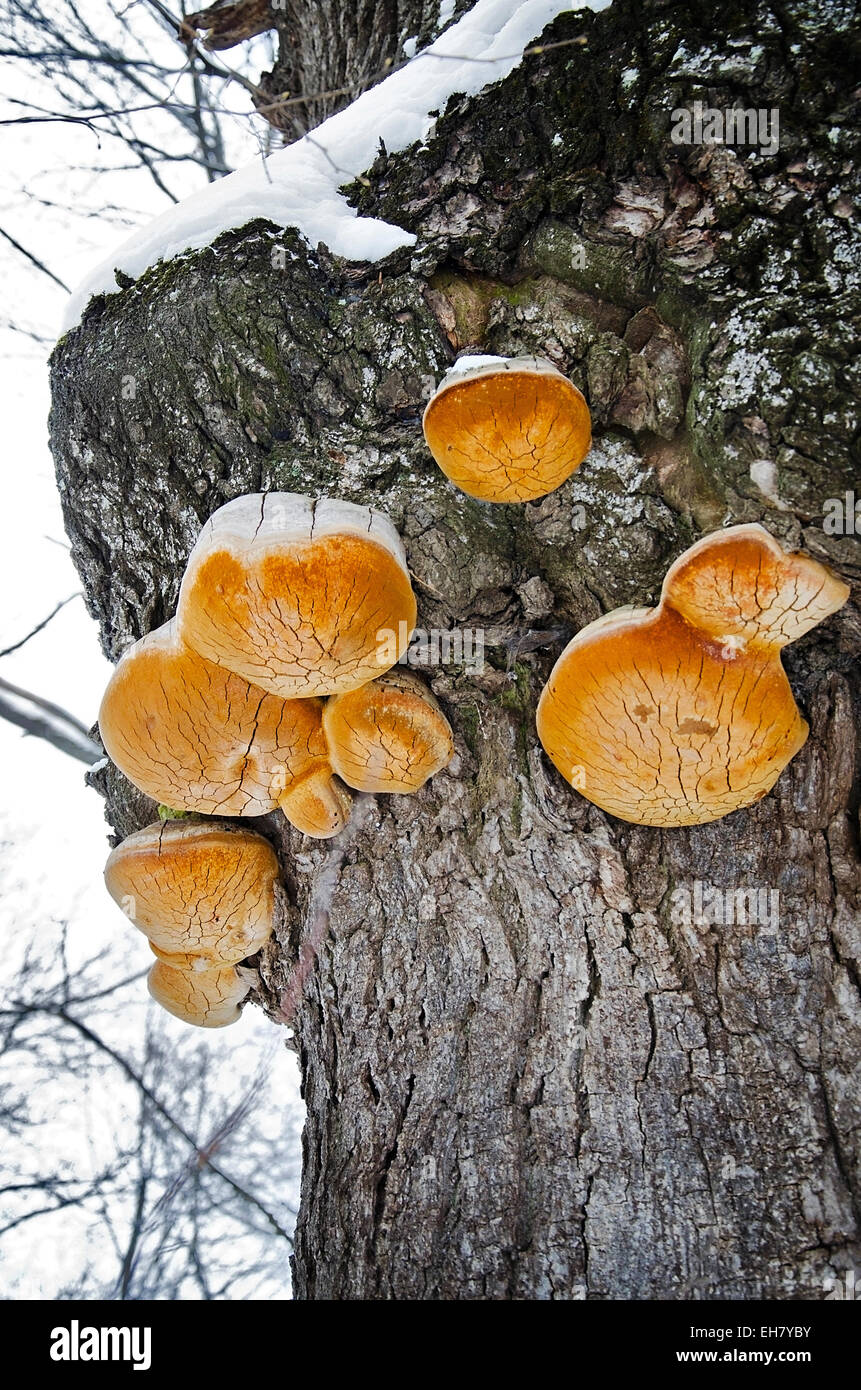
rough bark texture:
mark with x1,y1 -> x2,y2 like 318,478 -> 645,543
189,0 -> 473,135
50,0 -> 860,1300
261,0 -> 474,133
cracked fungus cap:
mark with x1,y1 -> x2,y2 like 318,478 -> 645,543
536,524 -> 850,827
422,355 -> 591,503
147,956 -> 251,1029
98,619 -> 351,837
104,820 -> 279,963
323,670 -> 454,793
176,492 -> 417,697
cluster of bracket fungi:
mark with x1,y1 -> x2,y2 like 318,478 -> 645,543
101,493 -> 454,1025
100,353 -> 849,1026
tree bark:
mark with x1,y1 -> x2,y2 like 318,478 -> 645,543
49,0 -> 860,1299
259,0 -> 472,133
188,0 -> 472,135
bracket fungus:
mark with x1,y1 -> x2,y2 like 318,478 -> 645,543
323,670 -> 454,793
104,820 -> 279,964
98,619 -> 351,837
536,524 -> 850,827
147,956 -> 252,1029
422,355 -> 591,503
177,492 -> 417,697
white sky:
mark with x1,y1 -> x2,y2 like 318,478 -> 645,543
0,113 -> 120,979
0,7 -> 300,1298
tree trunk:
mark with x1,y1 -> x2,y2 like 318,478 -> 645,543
188,0 -> 472,135
260,0 -> 473,134
49,0 -> 860,1300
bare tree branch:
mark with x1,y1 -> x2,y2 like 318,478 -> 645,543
0,594 -> 80,658
0,225 -> 70,291
49,1007 -> 294,1243
0,675 -> 101,764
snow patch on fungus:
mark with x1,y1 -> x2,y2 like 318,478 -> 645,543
441,353 -> 510,383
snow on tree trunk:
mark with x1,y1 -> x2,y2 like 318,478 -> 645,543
259,0 -> 474,133
49,0 -> 859,1298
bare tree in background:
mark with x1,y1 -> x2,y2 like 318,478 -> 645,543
0,0 -> 466,212
183,0 -> 471,136
0,923 -> 298,1299
2,0 -> 249,186
0,0 -> 278,343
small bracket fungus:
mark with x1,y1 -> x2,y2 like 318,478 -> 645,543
147,956 -> 251,1029
104,820 -> 280,963
177,492 -> 417,697
536,524 -> 850,827
98,619 -> 350,837
422,355 -> 591,503
323,670 -> 454,793
277,764 -> 354,840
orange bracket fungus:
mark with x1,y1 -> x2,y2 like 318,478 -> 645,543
147,955 -> 252,1029
536,524 -> 850,827
177,492 -> 417,697
323,670 -> 454,793
422,355 -> 591,503
98,619 -> 351,837
104,820 -> 283,1028
104,820 -> 279,964
94,489 -> 452,1025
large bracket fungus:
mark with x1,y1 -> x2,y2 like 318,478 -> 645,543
104,820 -> 280,963
536,524 -> 850,828
104,820 -> 282,1027
98,618 -> 351,838
422,355 -> 591,503
177,492 -> 417,698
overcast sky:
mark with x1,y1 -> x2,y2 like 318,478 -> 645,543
0,8 -> 300,1297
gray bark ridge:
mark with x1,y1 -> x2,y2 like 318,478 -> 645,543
51,0 -> 860,1299
258,0 -> 473,134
